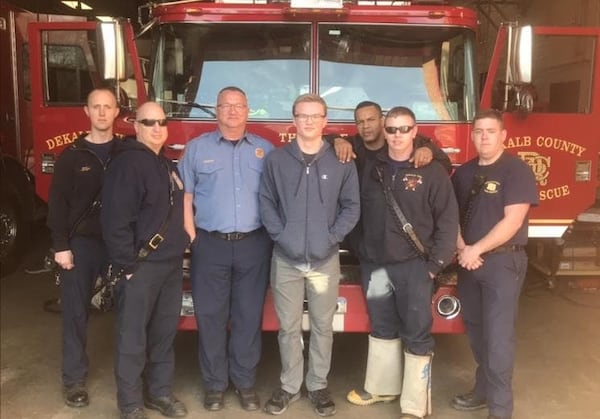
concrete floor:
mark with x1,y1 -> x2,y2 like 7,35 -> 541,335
2,229 -> 600,419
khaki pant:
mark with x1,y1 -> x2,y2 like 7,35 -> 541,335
271,252 -> 340,394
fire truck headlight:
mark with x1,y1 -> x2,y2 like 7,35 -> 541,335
436,294 -> 461,319
41,153 -> 56,174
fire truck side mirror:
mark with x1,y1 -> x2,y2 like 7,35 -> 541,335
96,21 -> 126,82
514,25 -> 532,84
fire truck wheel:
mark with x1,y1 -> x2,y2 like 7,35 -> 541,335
0,198 -> 28,276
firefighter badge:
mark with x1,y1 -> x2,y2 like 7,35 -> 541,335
402,174 -> 422,191
483,180 -> 500,194
255,147 -> 265,159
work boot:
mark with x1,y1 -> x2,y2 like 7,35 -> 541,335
399,351 -> 433,419
144,395 -> 187,417
346,389 -> 397,405
235,387 -> 260,411
203,390 -> 224,411
120,407 -> 148,419
451,390 -> 487,411
363,336 -> 403,400
62,383 -> 89,408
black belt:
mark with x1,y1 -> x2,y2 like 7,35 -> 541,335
484,244 -> 525,255
202,228 -> 262,241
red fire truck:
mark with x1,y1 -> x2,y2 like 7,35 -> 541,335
1,0 -> 598,332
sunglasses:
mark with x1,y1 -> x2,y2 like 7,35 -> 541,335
137,118 -> 168,127
384,125 -> 414,134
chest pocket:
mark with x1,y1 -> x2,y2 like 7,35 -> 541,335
242,157 -> 264,194
195,160 -> 225,195
247,157 -> 265,172
197,159 -> 224,174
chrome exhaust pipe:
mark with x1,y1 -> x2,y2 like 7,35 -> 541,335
436,295 -> 461,319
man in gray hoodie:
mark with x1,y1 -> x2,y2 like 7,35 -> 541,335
259,94 -> 360,417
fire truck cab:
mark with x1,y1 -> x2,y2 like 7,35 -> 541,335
0,1 -> 91,273
2,0 -> 598,329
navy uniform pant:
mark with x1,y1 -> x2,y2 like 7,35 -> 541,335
60,235 -> 107,387
190,228 -> 272,392
359,257 -> 434,355
114,259 -> 183,412
457,250 -> 527,418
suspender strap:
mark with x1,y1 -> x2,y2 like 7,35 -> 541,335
68,188 -> 102,239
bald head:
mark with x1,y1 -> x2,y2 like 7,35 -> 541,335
136,101 -> 166,121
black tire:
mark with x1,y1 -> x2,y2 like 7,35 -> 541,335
0,198 -> 29,276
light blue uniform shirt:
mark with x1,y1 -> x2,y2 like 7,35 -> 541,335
178,129 -> 274,233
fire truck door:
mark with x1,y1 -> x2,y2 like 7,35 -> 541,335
483,26 -> 600,237
27,21 -> 142,202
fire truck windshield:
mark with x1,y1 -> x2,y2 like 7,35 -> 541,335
150,22 -> 476,122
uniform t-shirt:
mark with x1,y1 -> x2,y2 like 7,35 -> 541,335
85,139 -> 113,164
452,152 -> 539,246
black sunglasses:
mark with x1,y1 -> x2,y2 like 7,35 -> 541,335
137,118 -> 168,127
384,125 -> 414,134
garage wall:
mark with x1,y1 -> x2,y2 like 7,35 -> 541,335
525,0 -> 600,26
473,0 -> 599,93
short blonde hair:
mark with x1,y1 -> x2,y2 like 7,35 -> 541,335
292,94 -> 327,116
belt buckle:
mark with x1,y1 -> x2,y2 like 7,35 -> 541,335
148,233 -> 164,249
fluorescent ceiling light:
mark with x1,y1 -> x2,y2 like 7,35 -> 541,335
61,1 -> 93,10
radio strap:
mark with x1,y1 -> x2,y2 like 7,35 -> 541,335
110,160 -> 176,282
375,165 -> 427,259
461,169 -> 487,234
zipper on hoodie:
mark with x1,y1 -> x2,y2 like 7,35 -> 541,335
304,161 -> 311,263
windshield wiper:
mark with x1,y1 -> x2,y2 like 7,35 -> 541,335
327,105 -> 356,113
156,98 -> 216,117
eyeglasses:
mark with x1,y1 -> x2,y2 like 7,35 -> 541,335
384,125 -> 414,134
137,118 -> 168,127
217,103 -> 247,111
294,114 -> 326,122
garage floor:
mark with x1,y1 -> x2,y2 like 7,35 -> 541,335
2,230 -> 599,419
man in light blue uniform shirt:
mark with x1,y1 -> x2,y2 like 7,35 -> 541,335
178,86 -> 274,412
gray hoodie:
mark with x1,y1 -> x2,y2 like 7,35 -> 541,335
259,140 -> 360,266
